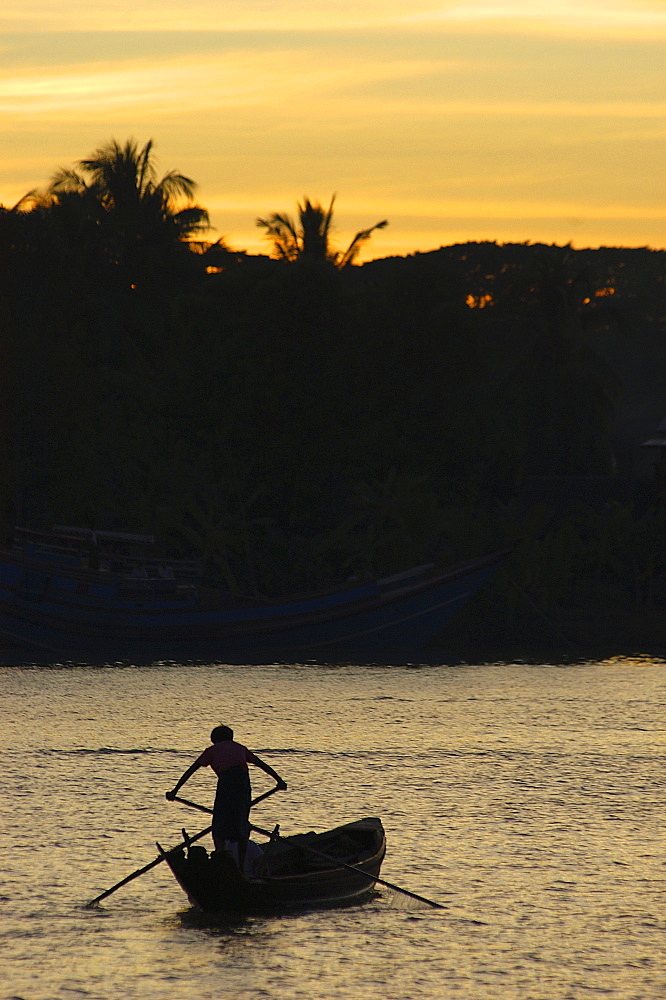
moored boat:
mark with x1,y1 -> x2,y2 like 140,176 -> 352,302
0,525 -> 509,662
161,817 -> 387,913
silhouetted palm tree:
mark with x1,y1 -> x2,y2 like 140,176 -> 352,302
256,195 -> 387,267
46,138 -> 210,287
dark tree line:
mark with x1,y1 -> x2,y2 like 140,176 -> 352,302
2,138 -> 666,646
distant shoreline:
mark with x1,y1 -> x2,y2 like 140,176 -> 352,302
2,614 -> 665,667
433,603 -> 666,665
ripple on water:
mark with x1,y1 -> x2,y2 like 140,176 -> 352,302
1,659 -> 665,1000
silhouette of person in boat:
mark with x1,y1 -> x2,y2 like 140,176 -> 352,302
166,725 -> 287,871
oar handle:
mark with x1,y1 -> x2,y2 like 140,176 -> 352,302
250,784 -> 283,808
172,794 -> 212,815
172,782 -> 282,817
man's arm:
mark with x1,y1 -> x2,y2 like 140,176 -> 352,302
252,754 -> 287,790
166,760 -> 201,800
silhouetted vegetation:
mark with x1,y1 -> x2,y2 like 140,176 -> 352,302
2,139 -> 666,655
257,195 -> 388,268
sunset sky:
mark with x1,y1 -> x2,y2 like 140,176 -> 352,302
1,1 -> 665,260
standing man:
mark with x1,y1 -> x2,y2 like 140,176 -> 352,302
166,725 -> 287,871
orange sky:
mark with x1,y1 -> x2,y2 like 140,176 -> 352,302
1,1 -> 664,259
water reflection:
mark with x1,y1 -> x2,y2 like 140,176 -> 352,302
2,659 -> 665,1000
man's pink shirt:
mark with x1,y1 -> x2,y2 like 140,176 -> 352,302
195,740 -> 259,776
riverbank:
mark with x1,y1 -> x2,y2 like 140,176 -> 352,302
435,593 -> 666,664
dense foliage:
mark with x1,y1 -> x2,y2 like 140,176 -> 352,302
2,143 -> 666,650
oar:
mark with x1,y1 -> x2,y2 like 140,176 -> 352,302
87,786 -> 281,907
86,822 -> 212,907
174,795 -> 446,910
252,821 -> 445,909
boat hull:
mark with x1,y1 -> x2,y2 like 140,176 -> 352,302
0,543 -> 508,662
163,817 -> 387,914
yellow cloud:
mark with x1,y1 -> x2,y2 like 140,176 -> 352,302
2,0 -> 666,35
0,50 -> 467,118
382,198 -> 666,221
2,44 -> 663,124
1,1 -> 426,32
401,1 -> 666,39
0,56 -> 299,117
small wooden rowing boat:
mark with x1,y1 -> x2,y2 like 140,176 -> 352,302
161,817 -> 386,913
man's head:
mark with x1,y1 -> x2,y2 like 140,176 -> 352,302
211,725 -> 233,743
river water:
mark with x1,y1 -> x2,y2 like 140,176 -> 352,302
1,658 -> 665,1000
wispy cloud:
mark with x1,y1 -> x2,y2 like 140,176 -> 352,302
419,0 -> 666,29
3,0 -> 422,32
3,0 -> 666,35
0,51 -> 354,117
0,45 -> 495,120
2,43 -> 663,122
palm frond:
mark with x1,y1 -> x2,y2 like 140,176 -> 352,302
338,218 -> 388,268
256,211 -> 301,261
48,168 -> 87,194
158,169 -> 198,203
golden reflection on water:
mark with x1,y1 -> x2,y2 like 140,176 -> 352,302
1,658 -> 665,999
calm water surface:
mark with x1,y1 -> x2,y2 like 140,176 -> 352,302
1,659 -> 665,1000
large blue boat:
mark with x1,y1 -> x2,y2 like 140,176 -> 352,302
0,526 -> 507,662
